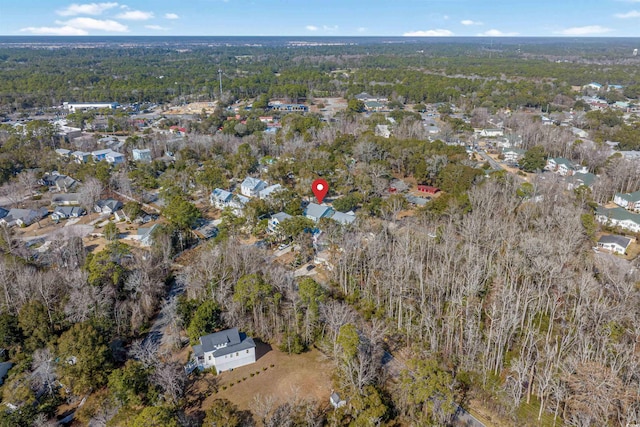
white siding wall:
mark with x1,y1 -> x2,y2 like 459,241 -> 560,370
214,347 -> 256,372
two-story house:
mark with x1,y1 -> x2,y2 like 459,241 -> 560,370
190,328 -> 256,373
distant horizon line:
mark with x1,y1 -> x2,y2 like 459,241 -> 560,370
1,35 -> 640,39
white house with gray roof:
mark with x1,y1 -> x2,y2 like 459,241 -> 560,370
240,177 -> 267,198
258,184 -> 282,200
268,212 -> 292,233
596,207 -> 640,233
190,328 -> 256,373
613,191 -> 640,212
545,157 -> 575,176
597,235 -> 631,255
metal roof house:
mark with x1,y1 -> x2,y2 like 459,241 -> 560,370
240,177 -> 268,198
190,328 -> 256,373
304,203 -> 334,222
268,212 -> 292,233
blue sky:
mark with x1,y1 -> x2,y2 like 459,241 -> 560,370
2,0 -> 640,37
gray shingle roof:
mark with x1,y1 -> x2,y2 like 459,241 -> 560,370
195,328 -> 256,358
598,234 -> 631,248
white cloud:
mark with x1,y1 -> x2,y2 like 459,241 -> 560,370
306,25 -> 318,31
615,10 -> 640,18
56,2 -> 119,16
165,13 -> 179,20
322,25 -> 338,31
461,19 -> 483,26
58,17 -> 129,32
556,25 -> 612,35
20,26 -> 89,35
477,29 -> 518,36
117,10 -> 154,20
145,25 -> 168,30
403,29 -> 454,37
357,27 -> 367,33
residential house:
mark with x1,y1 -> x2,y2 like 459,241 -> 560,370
0,208 -> 48,227
258,184 -> 282,200
545,157 -> 575,176
71,151 -> 91,164
597,235 -> 631,255
0,208 -> 8,220
566,172 -> 597,190
51,206 -> 85,221
405,195 -> 430,206
583,82 -> 602,91
375,124 -> 391,138
388,179 -> 410,194
55,148 -> 71,158
190,328 -> 256,373
354,92 -> 388,103
364,101 -> 385,112
613,191 -> 640,212
304,203 -> 333,222
132,148 -> 152,163
105,151 -> 125,165
417,185 -> 441,195
608,84 -> 624,92
240,177 -> 268,198
330,211 -> 356,225
94,199 -> 123,214
210,188 -> 233,209
268,212 -> 292,233
39,172 -> 77,192
137,223 -> 159,247
502,148 -> 526,164
478,128 -> 504,138
51,193 -> 81,206
91,149 -> 113,162
209,189 -> 248,215
595,207 -> 640,233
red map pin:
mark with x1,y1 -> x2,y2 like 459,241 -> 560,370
312,178 -> 329,203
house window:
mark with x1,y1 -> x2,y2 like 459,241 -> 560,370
236,352 -> 239,356
246,350 -> 249,354
208,356 -> 211,360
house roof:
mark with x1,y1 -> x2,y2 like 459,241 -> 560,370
241,177 -> 266,191
615,190 -> 640,204
569,172 -> 597,188
212,188 -> 233,203
364,101 -> 384,108
271,212 -> 292,223
92,149 -> 112,156
354,92 -> 373,100
551,157 -> 573,168
53,206 -> 85,216
598,234 -> 631,248
259,184 -> 282,198
138,223 -> 159,238
330,211 -> 356,225
196,327 -> 256,358
596,207 -> 640,223
52,193 -> 81,204
96,199 -> 122,211
405,195 -> 430,206
305,203 -> 332,220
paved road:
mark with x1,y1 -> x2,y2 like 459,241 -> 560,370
477,150 -> 504,171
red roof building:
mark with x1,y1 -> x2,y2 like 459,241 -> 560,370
417,185 -> 440,195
